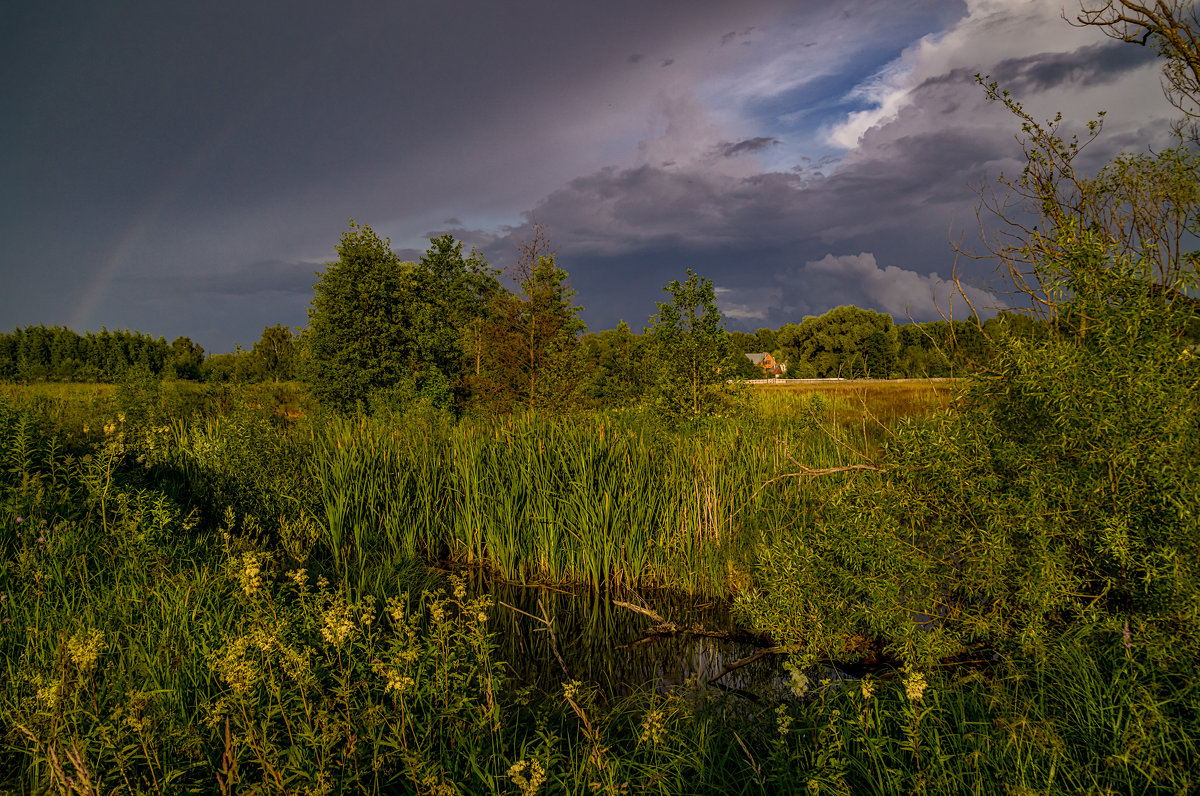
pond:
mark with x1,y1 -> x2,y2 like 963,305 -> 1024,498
458,571 -> 797,705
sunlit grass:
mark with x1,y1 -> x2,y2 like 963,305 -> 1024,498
2,382 -> 1198,792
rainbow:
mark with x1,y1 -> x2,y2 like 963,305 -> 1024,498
69,112 -> 246,331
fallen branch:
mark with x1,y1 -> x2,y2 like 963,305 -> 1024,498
611,599 -> 678,631
707,646 -> 788,685
497,599 -> 571,678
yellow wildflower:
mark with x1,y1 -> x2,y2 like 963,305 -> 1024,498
775,704 -> 793,737
35,676 -> 61,710
239,553 -> 265,598
639,708 -> 667,745
386,596 -> 407,626
508,759 -> 546,796
209,636 -> 258,694
320,599 -> 357,646
782,660 -> 809,699
904,668 -> 928,703
66,628 -> 106,674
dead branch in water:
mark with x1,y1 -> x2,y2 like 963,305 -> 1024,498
611,599 -> 678,631
497,598 -> 571,678
706,646 -> 788,685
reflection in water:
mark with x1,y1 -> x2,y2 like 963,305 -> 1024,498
465,571 -> 789,703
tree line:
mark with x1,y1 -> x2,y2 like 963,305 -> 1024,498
0,326 -> 206,383
0,324 -> 302,385
1,224 -> 1052,412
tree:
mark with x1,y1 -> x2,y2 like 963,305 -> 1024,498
646,269 -> 733,418
782,306 -> 896,378
754,327 -> 778,354
1076,1 -> 1200,140
579,321 -> 649,408
477,225 -> 585,413
418,234 -> 502,395
729,330 -> 760,355
742,7 -> 1200,670
250,326 -> 295,383
169,336 -> 206,381
305,222 -> 457,410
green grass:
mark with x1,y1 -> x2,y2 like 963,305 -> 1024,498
1,382 -> 1197,792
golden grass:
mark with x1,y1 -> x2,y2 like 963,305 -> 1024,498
0,382 -> 117,401
748,379 -> 960,450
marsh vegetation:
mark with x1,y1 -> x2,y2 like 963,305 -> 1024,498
4,3 -> 1200,792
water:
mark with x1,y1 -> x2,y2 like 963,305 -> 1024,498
462,571 -> 790,702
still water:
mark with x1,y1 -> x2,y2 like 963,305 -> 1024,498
457,571 -> 792,703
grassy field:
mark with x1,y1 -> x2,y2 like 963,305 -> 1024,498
750,378 -> 958,424
1,378 -> 1196,793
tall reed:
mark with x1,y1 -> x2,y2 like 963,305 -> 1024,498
305,409 -> 860,595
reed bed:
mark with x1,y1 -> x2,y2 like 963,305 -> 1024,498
307,410 -> 857,596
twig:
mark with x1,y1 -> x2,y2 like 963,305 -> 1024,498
538,599 -> 571,678
707,646 -> 787,685
497,599 -> 571,678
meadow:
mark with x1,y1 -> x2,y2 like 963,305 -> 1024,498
1,377 -> 1196,794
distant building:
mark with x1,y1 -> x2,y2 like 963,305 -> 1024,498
746,352 -> 786,376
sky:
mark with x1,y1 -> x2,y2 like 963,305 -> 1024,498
0,0 -> 1181,354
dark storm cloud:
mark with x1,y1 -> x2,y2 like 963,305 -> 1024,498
990,40 -> 1159,94
477,26 -> 1171,333
129,260 -> 319,298
0,0 -> 1176,351
719,137 -> 782,157
1,0 -> 805,350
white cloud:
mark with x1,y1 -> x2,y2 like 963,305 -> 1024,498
783,252 -> 1003,321
715,284 -> 783,322
825,0 -> 1168,151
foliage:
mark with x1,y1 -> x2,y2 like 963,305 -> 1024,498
776,307 -> 898,379
419,233 -> 503,403
475,226 -> 586,413
646,270 -> 736,419
3,395 -> 1199,792
741,51 -> 1200,672
578,321 -> 651,407
0,326 -> 185,384
303,222 -> 488,412
249,324 -> 298,383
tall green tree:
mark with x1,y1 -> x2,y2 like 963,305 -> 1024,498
168,336 -> 206,381
646,269 -> 733,418
249,326 -> 295,383
419,233 -> 503,396
305,222 -> 456,410
305,222 -> 509,411
481,255 -> 585,412
781,306 -> 896,378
